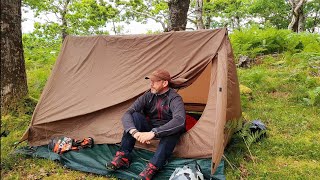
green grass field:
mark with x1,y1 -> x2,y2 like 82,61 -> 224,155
224,54 -> 320,179
1,51 -> 319,179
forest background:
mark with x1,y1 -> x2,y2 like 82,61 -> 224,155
1,0 -> 320,179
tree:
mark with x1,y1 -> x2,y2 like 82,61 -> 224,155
304,0 -> 320,33
168,0 -> 191,31
248,0 -> 290,29
116,0 -> 190,32
1,0 -> 28,114
202,0 -> 251,30
188,0 -> 214,30
23,0 -> 119,41
288,0 -> 306,32
115,0 -> 169,32
194,0 -> 205,29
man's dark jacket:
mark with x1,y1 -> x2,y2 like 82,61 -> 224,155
122,88 -> 186,138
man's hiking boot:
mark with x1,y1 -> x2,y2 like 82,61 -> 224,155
106,151 -> 130,171
139,162 -> 158,180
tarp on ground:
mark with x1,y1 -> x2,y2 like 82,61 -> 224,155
17,144 -> 225,180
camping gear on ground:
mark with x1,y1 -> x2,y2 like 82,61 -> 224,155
169,161 -> 204,180
249,120 -> 267,140
20,28 -> 241,174
49,136 -> 94,154
185,114 -> 198,131
249,120 -> 266,132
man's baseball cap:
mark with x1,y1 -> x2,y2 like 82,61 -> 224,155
145,69 -> 171,82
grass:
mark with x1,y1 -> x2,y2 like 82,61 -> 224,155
224,53 -> 320,179
1,50 -> 320,179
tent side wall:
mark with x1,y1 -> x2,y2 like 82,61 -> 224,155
224,35 -> 242,144
211,33 -> 242,173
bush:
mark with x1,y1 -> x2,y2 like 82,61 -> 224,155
303,87 -> 320,106
23,33 -> 61,99
230,26 -> 320,59
27,66 -> 52,99
23,33 -> 61,69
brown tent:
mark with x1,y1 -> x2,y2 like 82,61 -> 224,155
22,28 -> 241,173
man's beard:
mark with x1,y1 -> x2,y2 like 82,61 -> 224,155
151,87 -> 162,94
151,88 -> 158,94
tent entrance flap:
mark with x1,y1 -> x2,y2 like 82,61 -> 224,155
178,63 -> 211,105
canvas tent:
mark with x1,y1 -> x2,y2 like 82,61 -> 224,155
21,28 -> 241,174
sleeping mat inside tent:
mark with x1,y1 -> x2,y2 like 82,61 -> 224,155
17,144 -> 225,180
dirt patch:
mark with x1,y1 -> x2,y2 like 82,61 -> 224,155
269,91 -> 290,98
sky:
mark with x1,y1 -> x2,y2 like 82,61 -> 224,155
21,7 -> 163,35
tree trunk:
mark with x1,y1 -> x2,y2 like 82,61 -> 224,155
288,0 -> 306,33
61,0 -> 70,41
311,10 -> 319,33
205,16 -> 211,29
168,0 -> 191,31
235,15 -> 241,30
195,0 -> 205,29
1,0 -> 28,114
205,0 -> 211,29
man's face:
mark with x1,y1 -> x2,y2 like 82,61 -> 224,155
150,80 -> 166,94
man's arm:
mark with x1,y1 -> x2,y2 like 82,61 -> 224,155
121,93 -> 148,133
151,96 -> 186,137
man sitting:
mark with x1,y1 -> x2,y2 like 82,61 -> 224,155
106,69 -> 186,180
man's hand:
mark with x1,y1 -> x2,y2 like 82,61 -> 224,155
132,132 -> 150,144
136,132 -> 155,144
133,132 -> 141,139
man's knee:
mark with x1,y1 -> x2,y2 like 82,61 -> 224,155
158,133 -> 181,149
163,132 -> 182,141
132,112 -> 145,121
131,112 -> 149,131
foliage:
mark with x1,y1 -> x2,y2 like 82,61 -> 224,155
202,0 -> 251,29
237,121 -> 267,164
1,114 -> 30,171
200,0 -> 289,30
23,33 -> 61,99
239,84 -> 252,95
230,26 -> 320,59
189,0 -> 319,32
239,123 -> 266,147
248,0 -> 290,29
67,0 -> 118,34
115,0 -> 169,31
304,0 -> 320,33
303,87 -> 320,106
23,0 -> 119,39
23,33 -> 60,66
0,96 -> 37,172
22,0 -> 320,36
224,50 -> 320,179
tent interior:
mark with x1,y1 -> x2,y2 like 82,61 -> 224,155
179,62 -> 211,112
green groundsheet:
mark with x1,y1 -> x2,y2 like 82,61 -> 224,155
17,144 -> 225,180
